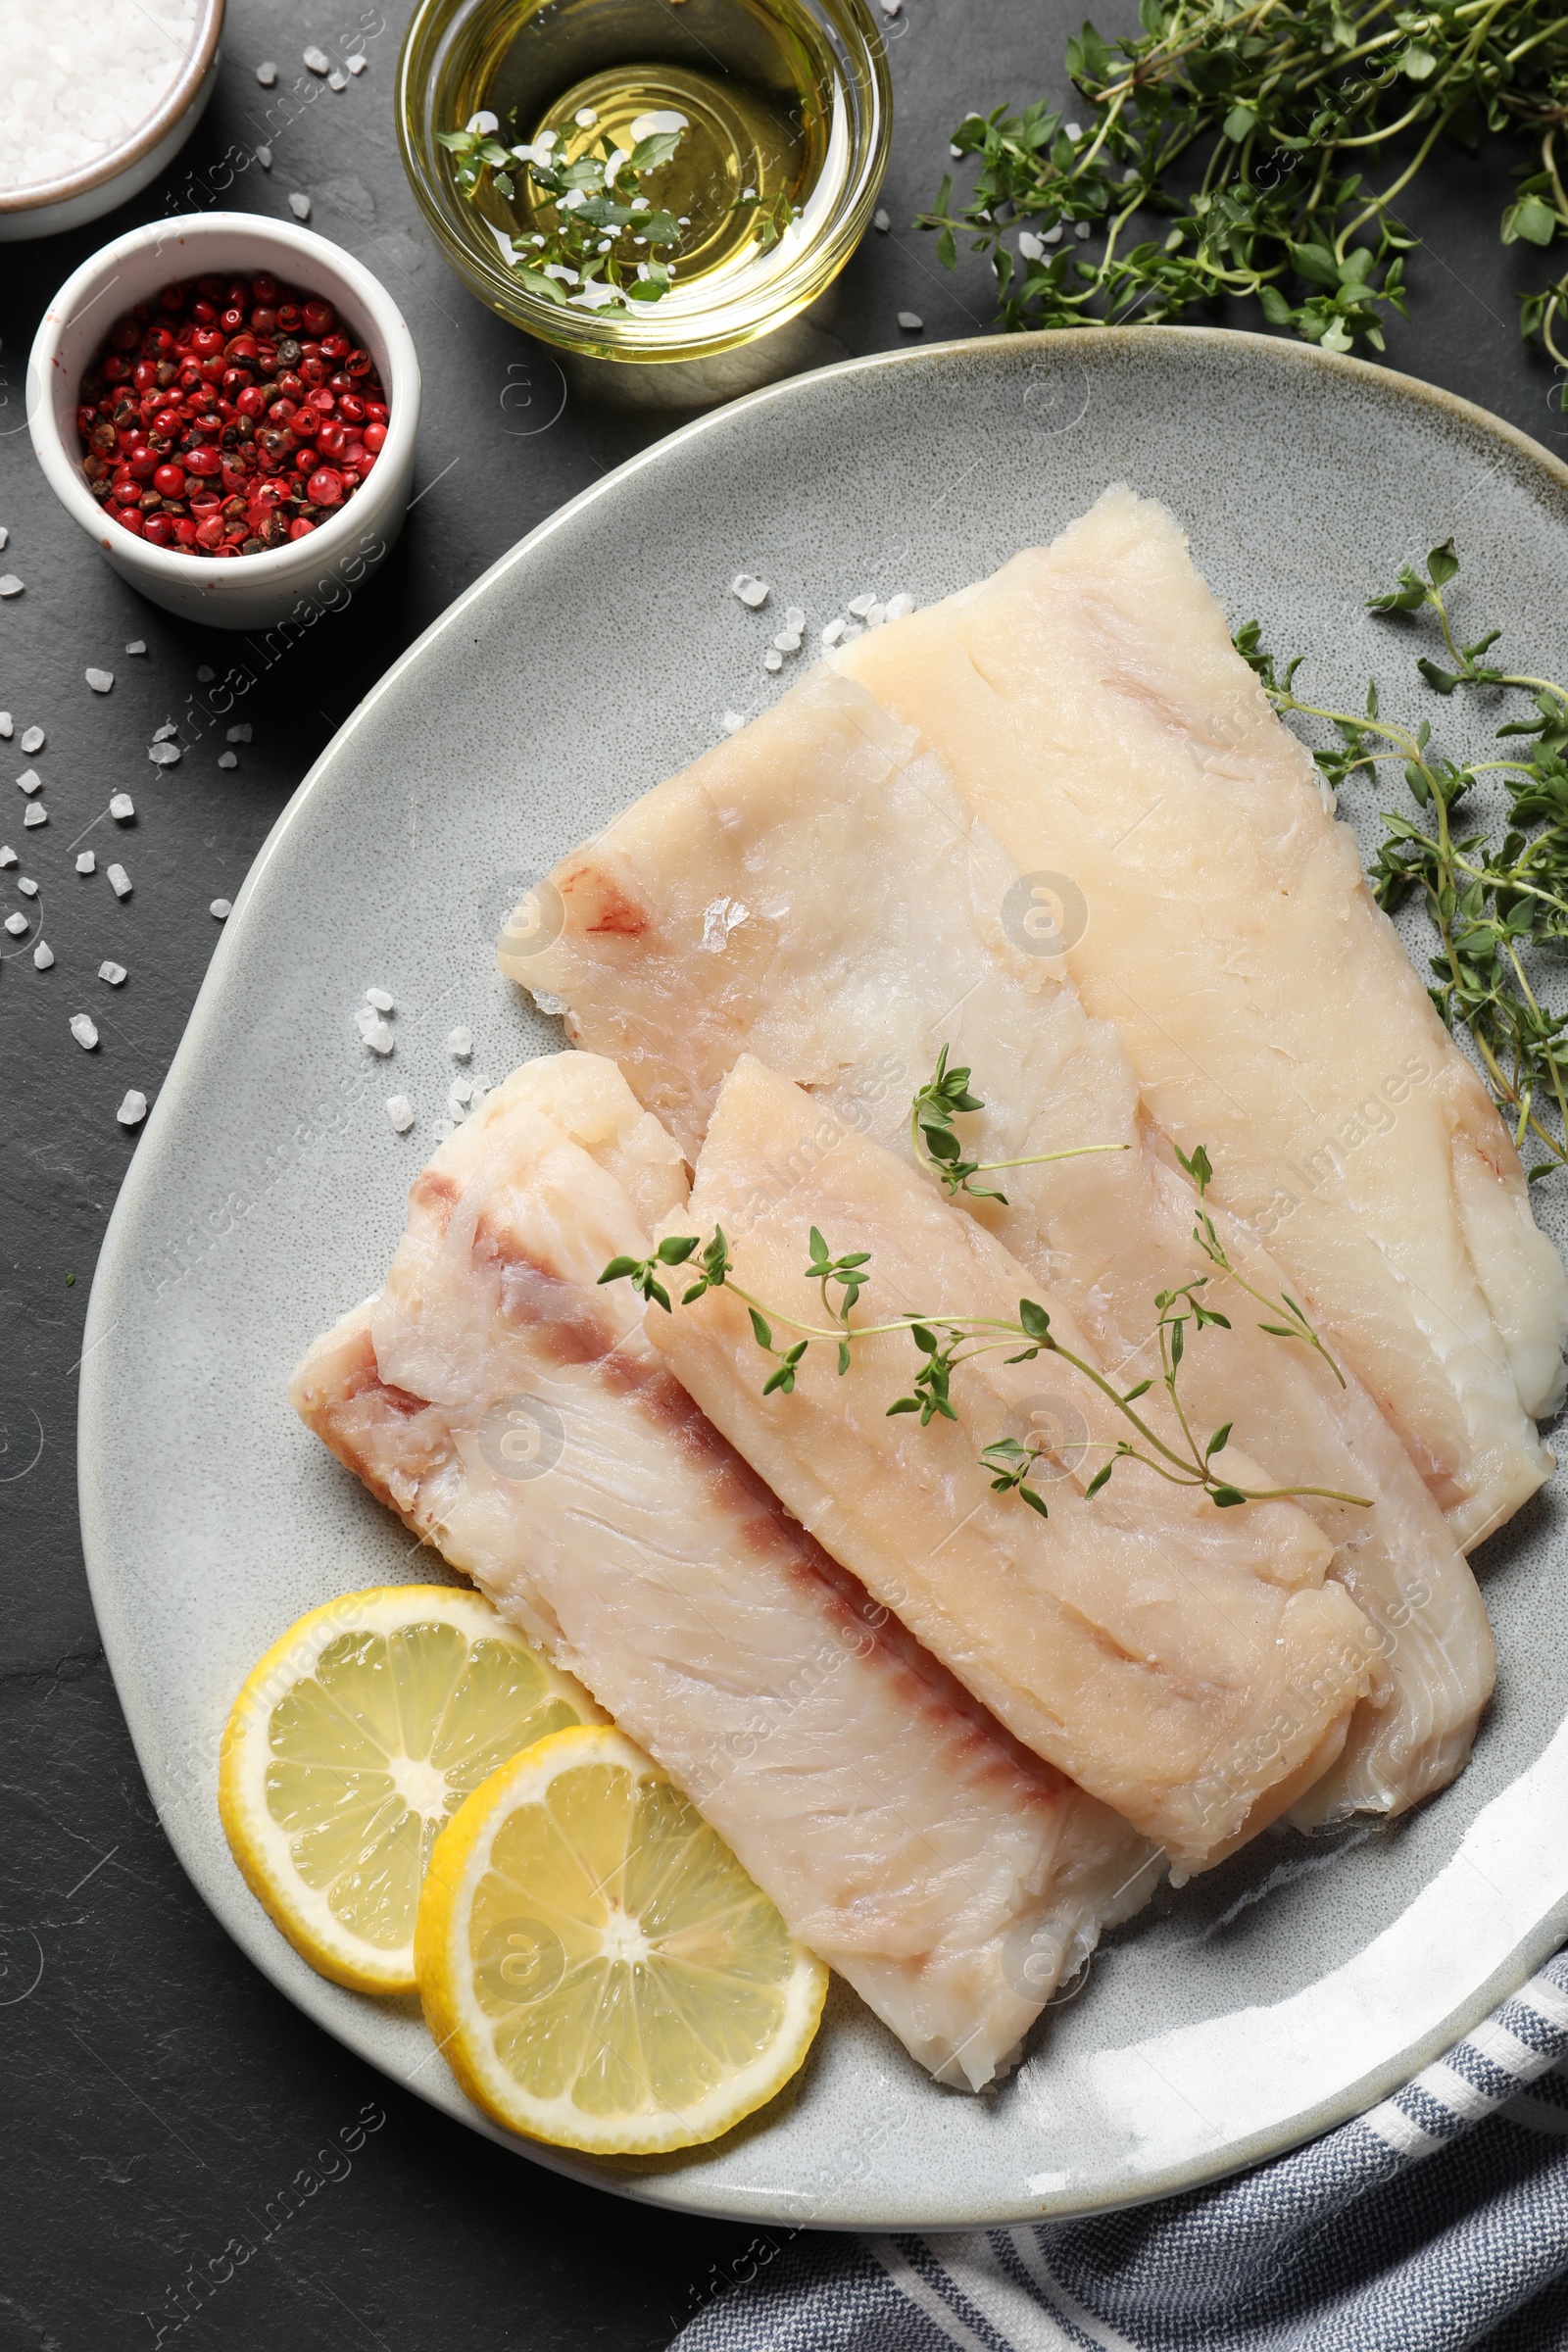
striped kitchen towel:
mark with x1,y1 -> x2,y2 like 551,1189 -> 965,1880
670,1951 -> 1568,2352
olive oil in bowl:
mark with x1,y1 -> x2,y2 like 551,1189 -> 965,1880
398,0 -> 889,393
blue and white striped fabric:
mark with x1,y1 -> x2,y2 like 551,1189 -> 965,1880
671,1953 -> 1568,2352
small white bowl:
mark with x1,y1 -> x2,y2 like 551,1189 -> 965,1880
0,0 -> 223,243
27,212 -> 420,630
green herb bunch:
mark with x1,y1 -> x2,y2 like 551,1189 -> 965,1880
1239,543 -> 1568,1176
916,0 -> 1568,360
437,117 -> 686,310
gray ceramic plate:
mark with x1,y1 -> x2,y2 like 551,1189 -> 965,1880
79,327 -> 1568,2232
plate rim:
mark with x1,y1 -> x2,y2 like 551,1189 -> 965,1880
77,323 -> 1568,2232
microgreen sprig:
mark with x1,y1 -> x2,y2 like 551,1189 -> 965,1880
910,1045 -> 1128,1203
915,0 -> 1568,362
437,117 -> 686,310
1237,539 -> 1568,1180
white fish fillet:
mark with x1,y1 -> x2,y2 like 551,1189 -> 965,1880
647,1054 -> 1381,1873
835,487 -> 1568,1552
289,1052 -> 1158,2088
514,668 -> 1494,1829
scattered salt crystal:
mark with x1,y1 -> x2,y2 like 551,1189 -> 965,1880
257,60 -> 277,82
385,1095 -> 416,1133
196,664 -> 215,683
148,743 -> 179,766
432,1117 -> 456,1141
17,877 -> 35,897
100,961 -> 126,985
289,193 -> 313,220
847,592 -> 876,616
0,529 -> 7,550
109,793 -> 134,821
865,601 -> 887,628
0,577 -> 23,598
0,715 -> 10,737
950,143 -> 962,159
365,986 -> 394,1012
210,899 -> 231,919
153,721 -> 177,741
1043,224 -> 1063,244
785,606 -> 806,631
1075,220 -> 1091,240
76,852 -> 96,873
873,209 -> 891,232
32,941 -> 53,969
256,145 -> 272,169
227,723 -> 252,744
731,573 -> 770,609
3,912 -> 24,935
17,769 -> 39,793
450,1074 -> 473,1105
218,752 -> 238,769
108,863 -> 131,898
773,629 -> 801,652
1018,231 -> 1045,261
447,1027 -> 473,1060
447,1088 -> 470,1121
125,641 -> 146,656
821,616 -> 848,646
328,67 -> 347,90
303,44 -> 330,72
884,592 -> 915,620
21,726 -> 43,753
362,1016 -> 395,1055
1064,121 -> 1082,139
24,805 -> 45,827
879,0 -> 901,17
763,650 -> 783,672
347,52 -> 367,73
470,110 -> 502,133
353,1004 -> 380,1038
841,621 -> 863,642
471,1074 -> 493,1097
71,1014 -> 98,1051
86,668 -> 113,694
722,710 -> 746,735
898,311 -> 924,331
574,106 -> 598,124
118,1092 -> 148,1127
0,845 -> 12,865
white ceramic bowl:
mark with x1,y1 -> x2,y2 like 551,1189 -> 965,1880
27,212 -> 421,630
0,0 -> 223,243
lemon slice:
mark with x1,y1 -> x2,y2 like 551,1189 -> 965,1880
220,1585 -> 603,1994
416,1725 -> 827,2154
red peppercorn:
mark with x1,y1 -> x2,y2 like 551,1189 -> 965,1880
307,466 -> 343,507
131,359 -> 159,391
362,420 -> 387,453
142,514 -> 176,547
184,446 -> 221,478
193,514 -> 223,549
327,371 -> 354,395
275,371 -> 304,400
345,348 -> 373,378
159,281 -> 185,310
153,463 -> 185,497
127,450 -> 158,480
251,307 -> 278,338
301,357 -> 326,388
337,393 -> 365,422
111,317 -> 139,351
364,400 -> 388,421
235,385 -> 265,417
302,299 -> 335,335
220,307 -> 245,335
115,507 -> 145,535
289,516 -> 316,539
276,303 -> 302,332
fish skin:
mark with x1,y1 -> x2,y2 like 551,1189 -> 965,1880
515,669 -> 1494,1830
647,1053 -> 1380,1873
834,485 -> 1567,1553
289,1052 -> 1159,2089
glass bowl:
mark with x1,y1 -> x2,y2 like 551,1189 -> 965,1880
396,0 -> 890,398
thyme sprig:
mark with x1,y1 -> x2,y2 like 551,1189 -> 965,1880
1238,541 -> 1568,1178
915,0 -> 1568,360
599,1199 -> 1372,1517
437,117 -> 686,311
1174,1144 -> 1348,1384
910,1046 -> 1129,1202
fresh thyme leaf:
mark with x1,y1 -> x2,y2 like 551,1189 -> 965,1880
439,116 -> 689,312
917,2 -> 1568,358
1084,1461 -> 1114,1498
1209,1486 -> 1250,1508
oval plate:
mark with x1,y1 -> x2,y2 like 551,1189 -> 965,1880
79,327 -> 1568,2232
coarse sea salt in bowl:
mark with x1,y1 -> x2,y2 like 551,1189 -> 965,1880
0,0 -> 223,241
28,213 -> 421,630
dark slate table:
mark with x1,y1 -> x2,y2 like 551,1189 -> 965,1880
1,5 -> 1561,2343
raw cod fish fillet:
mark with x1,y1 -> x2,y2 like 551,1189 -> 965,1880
513,668 -> 1494,1831
835,486 -> 1568,1553
646,1054 -> 1382,1874
289,1051 -> 1158,2089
